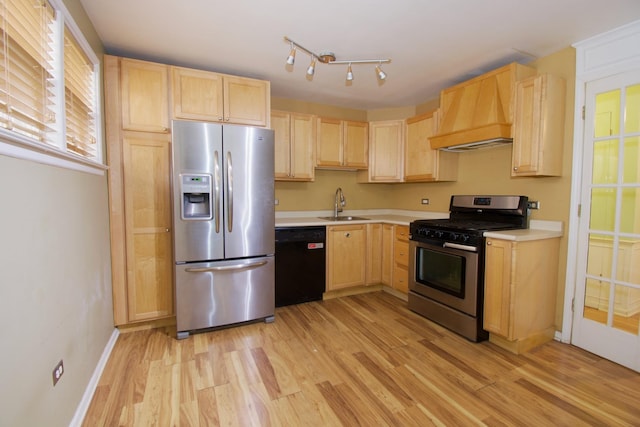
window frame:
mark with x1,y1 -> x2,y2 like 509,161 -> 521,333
0,0 -> 105,175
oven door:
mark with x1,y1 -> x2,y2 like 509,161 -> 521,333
409,240 -> 479,316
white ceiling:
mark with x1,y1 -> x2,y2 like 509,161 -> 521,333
79,0 -> 640,110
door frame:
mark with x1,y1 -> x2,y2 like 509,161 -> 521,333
562,20 -> 640,343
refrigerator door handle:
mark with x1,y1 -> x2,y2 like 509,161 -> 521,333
226,151 -> 233,232
185,260 -> 268,273
214,150 -> 221,233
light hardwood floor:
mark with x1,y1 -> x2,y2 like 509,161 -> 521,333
83,292 -> 640,426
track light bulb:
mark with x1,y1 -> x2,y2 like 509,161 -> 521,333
346,64 -> 354,81
286,46 -> 296,65
307,57 -> 316,76
375,65 -> 387,81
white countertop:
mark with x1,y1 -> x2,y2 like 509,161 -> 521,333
275,210 -> 564,241
484,220 -> 564,241
275,209 -> 448,227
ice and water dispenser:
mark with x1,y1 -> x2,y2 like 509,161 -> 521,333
180,174 -> 212,220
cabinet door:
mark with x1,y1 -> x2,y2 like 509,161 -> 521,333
327,225 -> 366,291
271,110 -> 291,179
344,120 -> 368,168
122,133 -> 174,322
392,225 -> 410,293
366,223 -> 382,285
171,66 -> 224,121
290,113 -> 316,180
223,75 -> 269,127
405,110 -> 458,182
483,238 -> 513,338
120,58 -> 169,133
367,120 -> 404,182
405,111 -> 438,180
316,117 -> 343,167
381,224 -> 394,285
512,74 -> 565,177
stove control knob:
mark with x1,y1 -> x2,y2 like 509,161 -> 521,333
460,234 -> 470,242
435,230 -> 444,238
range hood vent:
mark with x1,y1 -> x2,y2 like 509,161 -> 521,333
438,137 -> 513,152
430,63 -> 536,151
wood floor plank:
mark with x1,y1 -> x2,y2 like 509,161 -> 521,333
83,291 -> 640,427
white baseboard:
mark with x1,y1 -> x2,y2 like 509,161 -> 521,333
68,328 -> 120,427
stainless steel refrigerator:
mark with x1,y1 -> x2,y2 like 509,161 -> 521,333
171,120 -> 275,339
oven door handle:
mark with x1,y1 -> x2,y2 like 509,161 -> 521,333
443,242 -> 478,252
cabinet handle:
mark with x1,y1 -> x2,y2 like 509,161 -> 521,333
218,117 -> 223,121
345,232 -> 350,238
487,241 -> 492,246
165,228 -> 170,232
225,117 -> 230,122
513,167 -> 518,171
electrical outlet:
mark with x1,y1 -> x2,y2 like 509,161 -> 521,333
52,360 -> 64,386
421,198 -> 430,205
274,199 -> 279,205
527,201 -> 540,210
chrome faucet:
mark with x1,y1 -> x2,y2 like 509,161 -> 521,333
334,187 -> 346,218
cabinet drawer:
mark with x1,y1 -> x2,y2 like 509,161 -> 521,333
392,264 -> 409,293
394,240 -> 409,266
395,225 -> 409,241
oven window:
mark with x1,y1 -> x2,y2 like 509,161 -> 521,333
416,247 -> 465,297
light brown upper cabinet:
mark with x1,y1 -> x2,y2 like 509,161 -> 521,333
405,109 -> 458,182
120,58 -> 170,133
271,110 -> 315,181
512,73 -> 566,177
171,66 -> 270,127
316,117 -> 368,169
359,119 -> 404,182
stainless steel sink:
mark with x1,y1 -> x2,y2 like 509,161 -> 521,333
318,216 -> 369,221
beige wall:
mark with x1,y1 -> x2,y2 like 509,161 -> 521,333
0,1 -> 111,426
274,47 -> 576,329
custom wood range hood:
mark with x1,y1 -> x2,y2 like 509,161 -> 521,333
430,63 -> 536,152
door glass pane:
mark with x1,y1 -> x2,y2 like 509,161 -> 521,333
623,137 -> 639,184
624,84 -> 640,134
620,188 -> 640,234
587,234 -> 612,279
595,89 -> 620,137
612,284 -> 640,335
592,139 -> 618,184
590,189 -> 616,232
583,278 -> 609,325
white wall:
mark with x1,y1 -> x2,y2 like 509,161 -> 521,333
0,155 -> 114,426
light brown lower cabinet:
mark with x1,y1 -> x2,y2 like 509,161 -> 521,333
483,236 -> 560,354
120,132 -> 174,323
381,224 -> 394,285
392,225 -> 410,294
365,223 -> 383,285
326,224 -> 367,291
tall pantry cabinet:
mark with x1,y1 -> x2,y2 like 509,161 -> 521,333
105,56 -> 174,325
105,55 -> 271,327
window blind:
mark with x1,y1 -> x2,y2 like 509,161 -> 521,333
0,0 -> 57,145
64,25 -> 96,159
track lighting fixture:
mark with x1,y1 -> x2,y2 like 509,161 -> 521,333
286,43 -> 296,65
284,36 -> 391,83
375,64 -> 387,81
306,57 -> 316,76
346,63 -> 354,81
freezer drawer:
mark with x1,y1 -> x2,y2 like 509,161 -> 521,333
175,255 -> 275,337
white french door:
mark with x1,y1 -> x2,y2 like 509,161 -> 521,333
571,70 -> 640,372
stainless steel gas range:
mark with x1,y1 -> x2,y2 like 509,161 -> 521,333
408,195 -> 529,342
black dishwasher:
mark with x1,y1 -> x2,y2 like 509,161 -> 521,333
275,227 -> 326,307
